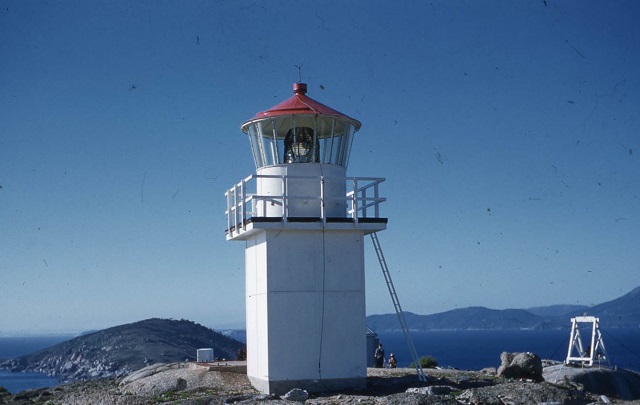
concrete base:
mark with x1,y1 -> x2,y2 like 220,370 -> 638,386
249,376 -> 367,396
189,361 -> 247,374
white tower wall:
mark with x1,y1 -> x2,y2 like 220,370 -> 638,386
229,83 -> 386,395
245,228 -> 367,394
256,164 -> 347,218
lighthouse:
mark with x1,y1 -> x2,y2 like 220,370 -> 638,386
225,83 -> 386,395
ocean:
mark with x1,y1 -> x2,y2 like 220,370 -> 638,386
377,328 -> 640,371
1,329 -> 639,393
0,335 -> 73,394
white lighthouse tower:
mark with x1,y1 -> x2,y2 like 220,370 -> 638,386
225,83 -> 386,395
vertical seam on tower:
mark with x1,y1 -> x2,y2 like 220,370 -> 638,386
318,162 -> 326,381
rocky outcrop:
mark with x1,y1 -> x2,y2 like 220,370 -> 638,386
544,364 -> 640,401
456,380 -> 591,404
118,362 -> 252,398
4,365 -> 640,404
0,318 -> 244,383
0,366 -> 628,405
1,342 -> 133,382
497,351 -> 544,381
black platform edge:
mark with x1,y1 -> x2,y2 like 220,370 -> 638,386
226,217 -> 388,234
358,217 -> 388,223
248,217 -> 283,223
285,217 -> 322,223
325,217 -> 355,223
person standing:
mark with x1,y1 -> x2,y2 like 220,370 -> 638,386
389,353 -> 397,368
374,343 -> 385,368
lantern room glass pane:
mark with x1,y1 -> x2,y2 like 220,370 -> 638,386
246,125 -> 263,168
244,116 -> 358,169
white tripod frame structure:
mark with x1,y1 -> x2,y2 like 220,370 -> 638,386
565,316 -> 610,367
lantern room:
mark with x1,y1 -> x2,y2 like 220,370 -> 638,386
226,83 -> 386,240
240,82 -> 360,169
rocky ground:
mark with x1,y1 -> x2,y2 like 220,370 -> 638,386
2,363 -> 640,405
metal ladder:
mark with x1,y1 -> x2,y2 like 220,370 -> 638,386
370,232 -> 427,382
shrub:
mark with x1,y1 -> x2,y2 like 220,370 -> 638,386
410,355 -> 438,369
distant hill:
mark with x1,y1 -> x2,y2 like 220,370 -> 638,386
219,329 -> 247,343
367,307 -> 555,332
566,286 -> 640,328
526,304 -> 588,317
0,318 -> 244,382
367,286 -> 640,332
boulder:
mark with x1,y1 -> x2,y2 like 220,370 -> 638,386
497,352 -> 543,382
281,388 -> 309,402
406,385 -> 455,395
119,363 -> 170,385
480,367 -> 497,375
543,364 -> 640,400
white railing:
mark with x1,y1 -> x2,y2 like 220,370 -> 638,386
225,174 -> 385,234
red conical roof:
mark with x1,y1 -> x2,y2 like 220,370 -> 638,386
241,83 -> 361,131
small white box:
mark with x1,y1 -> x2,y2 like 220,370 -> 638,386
197,348 -> 214,362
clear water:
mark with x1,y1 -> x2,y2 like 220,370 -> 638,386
0,369 -> 61,393
0,336 -> 72,394
377,328 -> 640,371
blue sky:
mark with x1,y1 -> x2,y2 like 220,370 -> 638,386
1,1 -> 639,334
